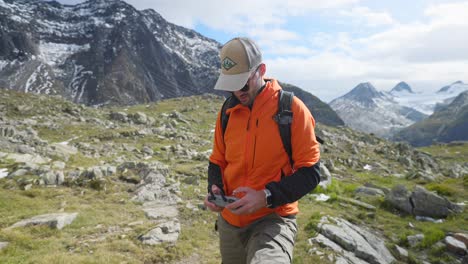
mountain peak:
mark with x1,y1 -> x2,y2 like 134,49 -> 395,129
390,81 -> 413,94
437,80 -> 467,93
347,82 -> 382,99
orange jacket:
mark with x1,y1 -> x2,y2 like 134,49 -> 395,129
209,79 -> 320,227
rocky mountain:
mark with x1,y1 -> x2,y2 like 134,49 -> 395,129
0,0 -> 343,128
394,90 -> 468,146
329,82 -> 426,137
389,81 -> 414,95
0,89 -> 466,263
280,82 -> 344,127
0,0 -> 221,105
437,81 -> 467,94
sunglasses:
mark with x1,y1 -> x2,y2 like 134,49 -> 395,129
239,66 -> 260,92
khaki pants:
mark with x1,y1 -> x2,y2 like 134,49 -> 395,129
217,213 -> 297,264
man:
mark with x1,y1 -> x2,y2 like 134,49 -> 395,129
204,37 -> 321,264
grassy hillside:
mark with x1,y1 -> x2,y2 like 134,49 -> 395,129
0,89 -> 466,263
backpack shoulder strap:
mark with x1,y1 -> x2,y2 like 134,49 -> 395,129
274,90 -> 294,167
220,95 -> 240,138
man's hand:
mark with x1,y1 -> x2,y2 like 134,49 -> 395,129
226,187 -> 266,215
204,185 -> 224,212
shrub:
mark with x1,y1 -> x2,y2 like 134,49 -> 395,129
420,226 -> 445,248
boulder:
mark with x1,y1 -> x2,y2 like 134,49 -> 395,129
385,185 -> 463,218
316,217 -> 395,264
41,170 -> 64,185
445,236 -> 467,256
109,112 -> 128,122
411,186 -> 463,218
394,245 -> 408,261
319,162 -> 332,188
454,233 -> 468,247
131,112 -> 148,124
355,186 -> 385,197
49,143 -> 78,160
8,212 -> 78,230
139,221 -> 180,245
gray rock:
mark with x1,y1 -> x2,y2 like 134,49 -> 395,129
142,203 -> 178,219
142,146 -> 154,156
41,171 -> 64,185
8,168 -> 29,178
5,153 -> 50,164
406,170 -> 436,182
394,245 -> 408,260
454,233 -> 468,247
109,112 -> 128,122
84,167 -> 104,179
49,143 -> 78,160
139,221 -> 180,245
411,185 -> 463,218
319,162 -> 332,189
445,236 -> 467,256
318,217 -> 395,264
309,233 -> 369,264
0,241 -> 8,251
398,156 -> 413,167
16,144 -> 35,154
52,161 -> 66,170
8,212 -> 78,230
385,185 -> 414,215
355,186 -> 385,197
407,234 -> 424,247
0,126 -> 16,137
131,112 -> 148,124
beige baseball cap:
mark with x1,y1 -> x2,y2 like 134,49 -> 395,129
214,37 -> 262,91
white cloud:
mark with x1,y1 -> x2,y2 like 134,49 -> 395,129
51,0 -> 468,102
339,6 -> 394,27
125,0 -> 359,31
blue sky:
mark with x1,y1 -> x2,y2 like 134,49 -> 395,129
56,0 -> 468,102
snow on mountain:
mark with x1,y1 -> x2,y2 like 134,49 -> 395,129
0,0 -> 222,105
330,80 -> 468,138
330,82 -> 427,138
392,81 -> 468,115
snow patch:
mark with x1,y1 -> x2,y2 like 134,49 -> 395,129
9,14 -> 29,23
69,62 -> 93,102
39,42 -> 90,67
24,64 -> 54,94
0,60 -> 9,71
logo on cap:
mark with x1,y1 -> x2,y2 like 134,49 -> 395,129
222,57 -> 237,71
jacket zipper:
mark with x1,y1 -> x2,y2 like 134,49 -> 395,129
243,113 -> 251,189
252,119 -> 258,168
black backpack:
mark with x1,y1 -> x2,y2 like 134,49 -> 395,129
220,90 -> 323,168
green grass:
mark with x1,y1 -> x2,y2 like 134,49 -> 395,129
1,90 -> 467,264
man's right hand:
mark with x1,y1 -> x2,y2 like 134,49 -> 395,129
204,185 -> 224,212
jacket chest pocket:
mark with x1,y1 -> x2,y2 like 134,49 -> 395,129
252,116 -> 287,170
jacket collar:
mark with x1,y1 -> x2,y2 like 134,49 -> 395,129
227,78 -> 281,114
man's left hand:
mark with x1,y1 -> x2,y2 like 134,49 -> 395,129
226,187 -> 266,215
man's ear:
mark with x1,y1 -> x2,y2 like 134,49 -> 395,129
258,63 -> 266,76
